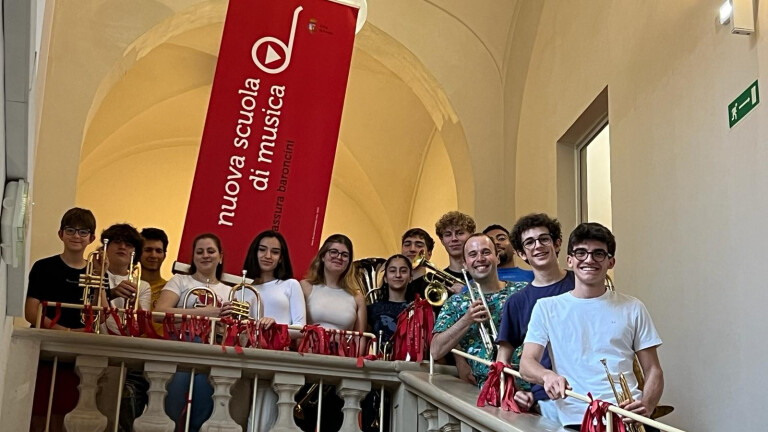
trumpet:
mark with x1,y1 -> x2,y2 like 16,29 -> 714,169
605,276 -> 674,420
229,271 -> 261,320
181,279 -> 220,309
601,358 -> 646,432
124,251 -> 142,310
461,269 -> 497,356
79,240 -> 109,333
412,251 -> 462,307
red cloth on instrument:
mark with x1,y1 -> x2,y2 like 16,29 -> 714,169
40,301 -> 62,329
259,323 -> 291,351
298,325 -> 330,355
392,296 -> 434,361
105,307 -> 128,336
221,317 -> 244,353
477,362 -> 526,413
164,314 -> 211,343
83,305 -> 96,333
123,308 -> 140,337
580,393 -> 626,432
137,309 -> 162,339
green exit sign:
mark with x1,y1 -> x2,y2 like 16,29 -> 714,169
729,80 -> 759,128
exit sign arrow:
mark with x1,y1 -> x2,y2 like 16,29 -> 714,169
729,80 -> 759,128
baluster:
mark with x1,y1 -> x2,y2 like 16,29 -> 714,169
133,361 -> 176,432
417,398 -> 439,432
269,372 -> 304,432
200,367 -> 241,432
437,410 -> 461,432
63,355 -> 108,432
337,378 -> 371,432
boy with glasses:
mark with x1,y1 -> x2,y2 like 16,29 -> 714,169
25,208 -> 98,431
25,207 -> 98,330
520,223 -> 664,430
496,213 -> 574,418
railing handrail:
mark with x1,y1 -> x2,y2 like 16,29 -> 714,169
13,326 -> 457,383
446,349 -> 685,432
35,301 -> 378,339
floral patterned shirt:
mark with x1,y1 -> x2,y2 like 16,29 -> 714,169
433,280 -> 527,387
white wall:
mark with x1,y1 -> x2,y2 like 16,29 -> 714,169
512,1 -> 767,429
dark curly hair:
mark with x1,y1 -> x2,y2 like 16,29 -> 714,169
510,213 -> 562,252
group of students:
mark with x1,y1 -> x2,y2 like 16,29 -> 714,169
423,212 -> 664,431
25,207 -> 665,431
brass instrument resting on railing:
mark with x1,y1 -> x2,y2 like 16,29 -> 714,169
354,257 -> 387,304
412,251 -> 463,307
79,240 -> 109,333
181,279 -> 219,309
461,269 -> 498,356
124,251 -> 142,310
229,271 -> 261,320
601,358 -> 646,432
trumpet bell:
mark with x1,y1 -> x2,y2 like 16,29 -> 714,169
423,276 -> 448,307
354,257 -> 386,305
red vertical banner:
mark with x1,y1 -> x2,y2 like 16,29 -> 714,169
178,0 -> 358,276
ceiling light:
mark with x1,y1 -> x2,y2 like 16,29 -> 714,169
719,0 -> 732,25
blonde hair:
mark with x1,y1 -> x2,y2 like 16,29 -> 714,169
435,211 -> 476,237
304,234 -> 360,297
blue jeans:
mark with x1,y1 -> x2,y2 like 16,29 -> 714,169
165,371 -> 214,432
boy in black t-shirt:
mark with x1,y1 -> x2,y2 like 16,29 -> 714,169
25,207 -> 98,431
25,207 -> 97,330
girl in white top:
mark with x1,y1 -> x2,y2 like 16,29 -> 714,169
242,230 -> 306,432
156,234 -> 230,318
242,230 -> 306,329
300,234 -> 366,337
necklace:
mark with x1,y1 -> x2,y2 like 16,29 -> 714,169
192,273 -> 217,285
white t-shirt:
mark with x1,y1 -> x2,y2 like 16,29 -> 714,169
254,279 -> 306,325
162,274 -> 231,310
103,271 -> 151,334
525,290 -> 662,425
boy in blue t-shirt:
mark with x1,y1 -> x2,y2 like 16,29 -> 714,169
496,213 -> 574,415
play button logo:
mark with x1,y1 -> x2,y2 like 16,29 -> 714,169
252,6 -> 303,74
264,45 -> 282,65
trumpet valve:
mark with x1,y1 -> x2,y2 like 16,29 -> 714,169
229,300 -> 251,320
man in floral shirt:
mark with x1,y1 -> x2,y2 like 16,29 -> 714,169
430,233 -> 531,410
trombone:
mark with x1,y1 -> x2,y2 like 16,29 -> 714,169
412,251 -> 463,307
79,240 -> 109,333
461,269 -> 497,356
600,359 -> 646,432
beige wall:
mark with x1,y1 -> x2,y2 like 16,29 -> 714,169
512,1 -> 766,429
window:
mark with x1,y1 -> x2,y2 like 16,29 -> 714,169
578,124 -> 612,228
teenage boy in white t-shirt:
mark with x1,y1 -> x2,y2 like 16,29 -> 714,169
520,222 -> 664,430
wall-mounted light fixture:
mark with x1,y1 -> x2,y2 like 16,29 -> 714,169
720,0 -> 755,35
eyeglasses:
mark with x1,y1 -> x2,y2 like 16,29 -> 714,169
63,227 -> 91,237
326,249 -> 350,260
522,234 -> 553,250
570,248 -> 612,262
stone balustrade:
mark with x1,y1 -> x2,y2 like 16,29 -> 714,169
3,327 -> 569,432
